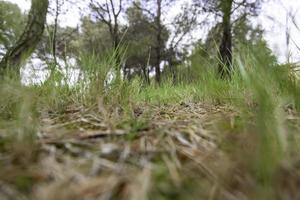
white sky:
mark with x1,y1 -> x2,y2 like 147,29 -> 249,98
5,0 -> 300,63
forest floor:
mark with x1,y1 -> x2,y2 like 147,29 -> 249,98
1,99 -> 300,200
0,102 -> 244,200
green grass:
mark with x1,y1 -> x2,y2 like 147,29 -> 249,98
0,47 -> 300,199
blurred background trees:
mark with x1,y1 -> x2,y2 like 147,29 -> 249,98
0,0 -> 285,83
0,1 -> 26,56
0,0 -> 49,77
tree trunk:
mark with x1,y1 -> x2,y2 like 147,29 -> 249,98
0,0 -> 49,78
218,0 -> 233,79
155,0 -> 162,85
52,0 -> 59,66
113,21 -> 120,51
113,32 -> 121,64
168,49 -> 177,84
142,65 -> 150,85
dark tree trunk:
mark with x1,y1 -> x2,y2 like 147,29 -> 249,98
155,0 -> 162,85
113,21 -> 120,51
142,65 -> 150,85
218,0 -> 233,79
168,49 -> 177,84
0,0 -> 49,78
170,63 -> 177,84
52,0 -> 59,66
113,33 -> 122,81
155,56 -> 161,84
113,32 -> 121,64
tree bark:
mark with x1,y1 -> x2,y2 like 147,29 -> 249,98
155,0 -> 162,85
0,0 -> 49,77
218,0 -> 233,79
142,65 -> 150,85
52,0 -> 59,66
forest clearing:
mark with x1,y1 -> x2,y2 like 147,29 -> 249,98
1,0 -> 300,199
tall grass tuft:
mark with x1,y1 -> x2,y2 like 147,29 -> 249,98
236,52 -> 287,198
0,79 -> 39,167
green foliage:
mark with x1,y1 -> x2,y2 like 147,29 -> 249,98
36,25 -> 79,60
0,1 -> 25,53
75,17 -> 112,56
124,4 -> 170,80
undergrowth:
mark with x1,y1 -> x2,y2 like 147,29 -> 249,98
0,49 -> 300,200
